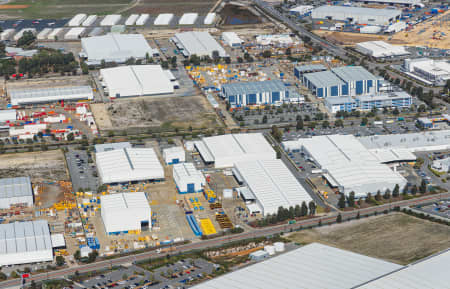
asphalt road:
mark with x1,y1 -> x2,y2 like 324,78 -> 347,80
1,191 -> 449,288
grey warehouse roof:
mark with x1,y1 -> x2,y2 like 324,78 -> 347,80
9,86 -> 93,105
303,70 -> 345,87
222,80 -> 286,95
295,64 -> 327,73
0,177 -> 32,199
95,142 -> 132,153
173,31 -> 227,57
0,220 -> 52,256
331,66 -> 378,82
325,96 -> 356,105
192,243 -> 402,289
313,5 -> 401,18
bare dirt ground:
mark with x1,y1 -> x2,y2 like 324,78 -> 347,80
0,150 -> 68,182
6,75 -> 90,90
314,11 -> 449,49
95,95 -> 218,130
286,213 -> 450,265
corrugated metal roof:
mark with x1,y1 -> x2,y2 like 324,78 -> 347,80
234,159 -> 312,216
0,220 -> 52,256
9,86 -> 93,105
0,177 -> 32,199
95,142 -> 131,152
154,13 -> 174,25
173,31 -> 227,57
312,5 -> 401,18
192,243 -> 402,289
96,148 -> 164,184
179,13 -> 198,25
101,192 -> 150,210
295,64 -> 327,73
303,70 -> 345,88
222,80 -> 286,96
331,66 -> 378,82
358,249 -> 450,289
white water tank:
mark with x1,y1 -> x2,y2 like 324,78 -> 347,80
274,242 -> 285,252
264,245 -> 276,255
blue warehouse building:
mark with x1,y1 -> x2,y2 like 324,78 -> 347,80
302,70 -> 346,97
355,92 -> 412,110
294,64 -> 327,79
324,97 -> 358,113
331,66 -> 380,96
222,80 -> 289,106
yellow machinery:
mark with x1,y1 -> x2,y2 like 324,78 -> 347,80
200,218 -> 217,235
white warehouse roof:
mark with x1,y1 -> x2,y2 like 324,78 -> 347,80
222,32 -> 244,46
179,13 -> 198,25
81,34 -> 158,64
0,220 -> 53,266
68,14 -> 87,27
154,13 -> 174,25
96,148 -> 164,184
100,14 -> 122,26
192,243 -> 402,289
0,177 -> 33,209
95,142 -> 131,153
9,86 -> 93,106
359,249 -> 450,289
234,159 -> 312,216
82,15 -> 98,27
125,14 -> 139,26
173,31 -> 227,58
101,192 -> 151,234
173,163 -> 205,194
163,146 -> 185,164
0,109 -> 16,123
195,133 -> 276,168
312,6 -> 401,25
289,135 -> 406,197
356,41 -> 410,58
100,65 -> 174,98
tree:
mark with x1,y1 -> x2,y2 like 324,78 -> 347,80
392,108 -> 400,115
334,119 -> 344,127
87,250 -> 98,263
361,117 -> 368,126
262,115 -> 268,124
271,125 -> 282,142
402,184 -> 409,196
262,50 -> 272,58
420,179 -> 427,194
411,185 -> 417,195
122,273 -> 128,280
375,190 -> 382,201
322,120 -> 329,128
365,193 -> 372,203
300,201 -> 308,216
288,206 -> 295,219
383,189 -> 391,200
296,118 -> 304,130
0,272 -> 7,281
348,191 -> 355,207
336,214 -> 342,223
73,250 -> 81,260
17,31 -> 36,47
338,194 -> 346,209
294,204 -> 301,217
56,255 -> 65,266
392,184 -> 400,198
308,201 -> 316,215
66,132 -> 74,141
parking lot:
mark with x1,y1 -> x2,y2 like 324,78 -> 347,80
415,200 -> 450,220
66,148 -> 99,193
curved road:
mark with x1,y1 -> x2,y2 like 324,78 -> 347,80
1,192 -> 448,288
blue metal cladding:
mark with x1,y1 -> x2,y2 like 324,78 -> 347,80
294,68 -> 300,79
356,81 -> 364,95
317,88 -> 323,97
187,183 -> 195,193
367,80 -> 373,93
272,91 -> 280,102
331,86 -> 339,96
172,158 -> 179,164
229,95 -> 236,104
248,94 -> 257,104
286,90 -> 289,97
341,84 -> 348,95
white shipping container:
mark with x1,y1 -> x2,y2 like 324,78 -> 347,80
125,14 -> 139,26
68,14 -> 87,27
136,14 -> 149,26
82,15 -> 98,27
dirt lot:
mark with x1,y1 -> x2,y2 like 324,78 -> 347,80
0,150 -> 68,182
127,0 -> 216,15
286,213 -> 450,265
93,95 -> 219,131
314,11 -> 449,49
6,75 -> 90,90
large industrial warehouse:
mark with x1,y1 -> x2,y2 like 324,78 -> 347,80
9,86 -> 93,106
96,147 -> 164,184
283,134 -> 407,197
233,159 -> 312,216
192,243 -> 402,289
100,65 -> 174,98
81,34 -> 159,65
194,133 -> 276,168
100,192 -> 151,235
221,80 -> 290,106
302,70 -> 346,97
0,177 -> 33,209
403,58 -> 450,85
356,41 -> 410,59
173,163 -> 205,194
0,220 -> 53,266
311,6 -> 402,26
172,31 -> 227,58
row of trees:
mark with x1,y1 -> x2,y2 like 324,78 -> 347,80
257,201 -> 317,226
17,49 -> 77,77
338,181 -> 428,209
